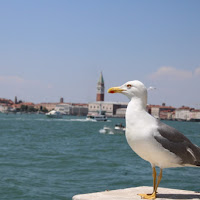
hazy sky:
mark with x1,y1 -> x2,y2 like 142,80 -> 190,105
0,0 -> 200,108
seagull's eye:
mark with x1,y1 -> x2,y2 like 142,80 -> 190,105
127,84 -> 132,89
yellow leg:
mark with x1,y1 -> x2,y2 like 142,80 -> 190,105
155,168 -> 162,193
138,168 -> 163,199
152,167 -> 157,192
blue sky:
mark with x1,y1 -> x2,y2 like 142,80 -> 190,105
0,0 -> 200,108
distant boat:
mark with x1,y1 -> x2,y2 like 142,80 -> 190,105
46,110 -> 62,118
114,123 -> 126,132
86,114 -> 107,122
86,103 -> 107,122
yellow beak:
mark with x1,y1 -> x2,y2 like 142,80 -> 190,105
107,87 -> 124,93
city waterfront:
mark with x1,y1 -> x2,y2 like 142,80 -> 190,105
0,113 -> 200,200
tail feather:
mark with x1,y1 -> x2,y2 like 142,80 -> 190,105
194,146 -> 200,166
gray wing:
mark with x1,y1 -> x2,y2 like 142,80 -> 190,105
154,120 -> 200,166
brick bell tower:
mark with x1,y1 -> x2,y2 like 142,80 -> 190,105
96,72 -> 105,101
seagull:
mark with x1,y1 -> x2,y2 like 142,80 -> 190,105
108,80 -> 200,199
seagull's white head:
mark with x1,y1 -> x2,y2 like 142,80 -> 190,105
108,80 -> 147,106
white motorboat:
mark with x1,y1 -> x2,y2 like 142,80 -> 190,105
86,104 -> 108,122
46,110 -> 62,118
86,114 -> 107,122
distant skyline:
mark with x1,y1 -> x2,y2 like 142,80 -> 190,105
0,1 -> 200,108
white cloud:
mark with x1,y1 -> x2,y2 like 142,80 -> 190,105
146,66 -> 200,108
149,66 -> 193,81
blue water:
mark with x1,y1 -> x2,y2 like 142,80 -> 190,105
0,113 -> 200,200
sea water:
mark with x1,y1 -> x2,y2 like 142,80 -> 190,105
0,113 -> 200,200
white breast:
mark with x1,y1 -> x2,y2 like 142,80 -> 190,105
125,105 -> 182,168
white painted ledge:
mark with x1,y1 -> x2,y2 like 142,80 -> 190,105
73,186 -> 200,200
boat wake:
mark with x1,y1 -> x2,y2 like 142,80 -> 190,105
67,118 -> 111,122
35,118 -> 99,122
68,119 -> 94,122
99,125 -> 124,135
99,128 -> 114,135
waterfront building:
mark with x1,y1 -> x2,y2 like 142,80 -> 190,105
148,103 -> 175,120
175,106 -> 191,121
159,110 -> 175,120
96,72 -> 105,101
0,98 -> 15,113
88,102 -> 128,117
55,103 -> 71,114
70,103 -> 88,116
34,103 -> 58,111
190,109 -> 200,121
55,103 -> 88,116
115,107 -> 127,117
0,104 -> 13,113
0,103 -> 17,113
175,106 -> 200,121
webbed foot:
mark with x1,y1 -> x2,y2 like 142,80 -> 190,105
138,191 -> 157,199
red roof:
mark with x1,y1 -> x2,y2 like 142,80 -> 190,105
148,104 -> 175,109
191,109 -> 200,112
177,106 -> 191,110
160,110 -> 173,113
0,98 -> 14,105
